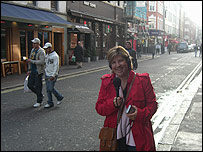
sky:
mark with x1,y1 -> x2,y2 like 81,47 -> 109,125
181,1 -> 202,27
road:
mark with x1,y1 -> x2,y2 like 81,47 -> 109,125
1,52 -> 202,151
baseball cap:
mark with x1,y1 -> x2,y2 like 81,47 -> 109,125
43,42 -> 52,49
31,38 -> 41,44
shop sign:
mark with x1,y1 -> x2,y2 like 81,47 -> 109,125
75,25 -> 89,29
83,1 -> 96,8
148,29 -> 164,36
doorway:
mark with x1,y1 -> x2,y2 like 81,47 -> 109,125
54,33 -> 63,66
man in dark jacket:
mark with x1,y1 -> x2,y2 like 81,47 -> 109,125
74,41 -> 84,68
149,42 -> 156,59
136,41 -> 142,59
125,41 -> 138,70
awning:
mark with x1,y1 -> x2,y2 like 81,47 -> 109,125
170,40 -> 179,43
68,22 -> 94,34
1,3 -> 73,28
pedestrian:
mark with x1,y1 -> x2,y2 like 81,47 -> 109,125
43,42 -> 64,108
168,42 -> 172,55
199,43 -> 202,57
150,42 -> 156,59
74,41 -> 84,69
136,41 -> 142,59
155,42 -> 160,55
95,46 -> 158,151
194,44 -> 198,57
125,41 -> 138,70
27,38 -> 45,108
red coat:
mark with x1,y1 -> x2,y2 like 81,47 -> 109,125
95,70 -> 158,151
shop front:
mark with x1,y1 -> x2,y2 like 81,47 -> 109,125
67,22 -> 94,64
1,2 -> 73,76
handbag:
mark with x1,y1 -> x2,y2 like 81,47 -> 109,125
99,74 -> 136,151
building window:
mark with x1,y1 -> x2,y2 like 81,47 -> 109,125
1,29 -> 6,59
51,1 -> 58,11
44,32 -> 49,44
149,1 -> 156,12
118,1 -> 120,6
27,1 -> 36,6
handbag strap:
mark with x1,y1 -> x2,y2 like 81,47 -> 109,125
117,73 -> 136,125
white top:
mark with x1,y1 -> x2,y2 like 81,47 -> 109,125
45,51 -> 59,77
117,87 -> 136,147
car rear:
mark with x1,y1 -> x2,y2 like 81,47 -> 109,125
177,42 -> 189,53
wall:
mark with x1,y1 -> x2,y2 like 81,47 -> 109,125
67,1 -> 124,22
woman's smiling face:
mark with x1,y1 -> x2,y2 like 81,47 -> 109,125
111,55 -> 129,78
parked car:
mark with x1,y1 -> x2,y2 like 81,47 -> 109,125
177,42 -> 189,53
188,44 -> 196,52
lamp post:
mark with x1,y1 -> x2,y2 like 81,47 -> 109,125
162,3 -> 166,54
124,2 -> 127,43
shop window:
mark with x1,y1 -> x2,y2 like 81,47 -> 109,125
70,33 -> 78,49
51,1 -> 58,11
87,21 -> 92,29
80,19 -> 84,24
27,31 -> 34,57
38,32 -> 43,47
1,29 -> 6,59
44,32 -> 49,44
20,31 -> 26,58
103,24 -> 106,34
80,34 -> 85,48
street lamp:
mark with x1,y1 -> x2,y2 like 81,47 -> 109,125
163,3 -> 167,54
124,2 -> 127,43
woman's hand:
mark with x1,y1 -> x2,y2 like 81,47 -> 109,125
113,97 -> 123,108
126,105 -> 138,120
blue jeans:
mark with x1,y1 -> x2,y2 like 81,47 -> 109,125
45,75 -> 63,106
28,72 -> 43,103
195,49 -> 197,57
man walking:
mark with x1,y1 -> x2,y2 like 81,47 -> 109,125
43,42 -> 64,108
150,41 -> 156,59
136,41 -> 142,59
74,41 -> 84,69
126,41 -> 138,70
27,38 -> 45,108
168,42 -> 172,55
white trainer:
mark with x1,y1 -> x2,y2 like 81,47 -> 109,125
44,103 -> 54,108
57,101 -> 62,105
33,103 -> 42,108
57,97 -> 64,105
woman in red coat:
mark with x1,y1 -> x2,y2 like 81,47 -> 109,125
95,46 -> 158,151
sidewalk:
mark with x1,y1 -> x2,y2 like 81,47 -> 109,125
157,81 -> 202,151
1,54 -> 155,90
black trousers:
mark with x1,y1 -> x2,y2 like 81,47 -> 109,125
117,137 -> 136,151
28,72 -> 43,103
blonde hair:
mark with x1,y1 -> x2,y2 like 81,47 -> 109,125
107,46 -> 133,70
